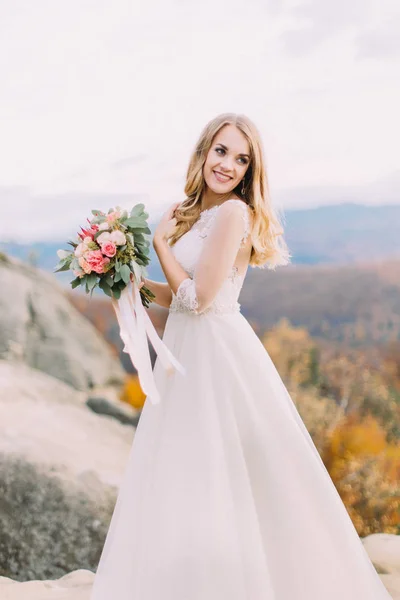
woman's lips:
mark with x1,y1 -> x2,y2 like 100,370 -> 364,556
213,170 -> 232,183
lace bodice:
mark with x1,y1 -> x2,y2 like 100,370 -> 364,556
169,199 -> 252,315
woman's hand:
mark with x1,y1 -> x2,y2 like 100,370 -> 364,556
130,272 -> 145,289
153,202 -> 180,247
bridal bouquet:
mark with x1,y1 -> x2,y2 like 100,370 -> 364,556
54,203 -> 184,405
54,204 -> 155,307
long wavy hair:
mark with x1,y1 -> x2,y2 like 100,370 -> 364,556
167,112 -> 291,269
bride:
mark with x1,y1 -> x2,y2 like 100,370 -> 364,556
89,113 -> 392,599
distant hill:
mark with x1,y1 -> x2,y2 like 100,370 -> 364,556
1,203 -> 399,287
283,202 -> 400,264
241,258 -> 400,346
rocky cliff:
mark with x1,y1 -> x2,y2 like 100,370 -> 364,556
0,252 -> 125,390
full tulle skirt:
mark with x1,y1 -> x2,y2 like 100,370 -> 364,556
90,310 -> 392,599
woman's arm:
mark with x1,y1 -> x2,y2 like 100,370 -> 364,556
153,200 -> 250,314
141,278 -> 173,309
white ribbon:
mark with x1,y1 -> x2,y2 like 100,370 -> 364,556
111,279 -> 185,405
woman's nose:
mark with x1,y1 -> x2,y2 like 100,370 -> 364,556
219,157 -> 234,172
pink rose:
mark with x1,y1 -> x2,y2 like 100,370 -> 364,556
85,250 -> 110,274
101,241 -> 117,258
106,210 -> 121,223
73,269 -> 84,278
78,257 -> 92,274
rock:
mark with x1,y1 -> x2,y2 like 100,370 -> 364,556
0,359 -> 134,490
380,574 -> 400,600
0,359 -> 136,581
362,533 -> 400,575
86,395 -> 140,427
0,568 -> 94,599
0,253 -> 125,390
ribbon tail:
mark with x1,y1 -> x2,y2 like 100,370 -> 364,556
111,279 -> 186,406
112,287 -> 161,405
131,282 -> 185,376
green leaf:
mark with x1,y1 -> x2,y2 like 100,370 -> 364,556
70,277 -> 82,289
54,260 -> 71,273
131,226 -> 151,234
111,286 -> 121,300
99,278 -> 112,297
133,232 -> 144,244
130,203 -> 145,217
105,275 -> 114,287
120,264 -> 131,284
114,271 -> 122,283
91,209 -> 104,216
124,217 -> 147,228
86,273 -> 98,291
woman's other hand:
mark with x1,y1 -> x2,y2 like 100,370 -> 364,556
130,272 -> 145,289
153,201 -> 180,247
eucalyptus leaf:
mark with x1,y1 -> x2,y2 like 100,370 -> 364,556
130,226 -> 151,234
54,261 -> 71,273
125,217 -> 147,228
112,286 -> 121,300
99,278 -> 112,297
86,273 -> 98,292
120,264 -> 131,284
130,203 -> 145,217
70,277 -> 82,289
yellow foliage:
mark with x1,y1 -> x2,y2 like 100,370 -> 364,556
120,375 -> 146,409
262,318 -> 316,385
329,414 -> 387,461
323,414 -> 400,535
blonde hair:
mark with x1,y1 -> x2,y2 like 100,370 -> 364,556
168,112 -> 291,269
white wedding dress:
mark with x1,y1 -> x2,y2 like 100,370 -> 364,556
90,199 -> 392,599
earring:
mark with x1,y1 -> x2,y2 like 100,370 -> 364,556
241,179 -> 246,196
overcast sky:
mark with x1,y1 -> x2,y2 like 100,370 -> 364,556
0,0 -> 399,242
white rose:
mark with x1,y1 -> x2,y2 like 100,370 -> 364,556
74,243 -> 86,257
109,230 -> 126,246
57,249 -> 70,259
98,222 -> 110,231
74,242 -> 87,258
83,236 -> 93,245
97,231 -> 111,244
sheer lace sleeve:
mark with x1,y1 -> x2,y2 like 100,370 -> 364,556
174,200 -> 251,314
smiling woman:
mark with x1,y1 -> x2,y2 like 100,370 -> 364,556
89,113 -> 393,600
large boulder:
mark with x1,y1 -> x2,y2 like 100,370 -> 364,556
362,533 -> 400,575
0,253 -> 125,390
0,359 -> 136,581
0,359 -> 134,490
0,569 -> 94,599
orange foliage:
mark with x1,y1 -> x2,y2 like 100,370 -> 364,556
120,375 -> 146,409
323,414 -> 400,535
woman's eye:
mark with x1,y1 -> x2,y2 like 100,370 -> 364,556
215,147 -> 224,155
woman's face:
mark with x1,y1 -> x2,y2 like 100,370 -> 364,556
203,124 -> 251,196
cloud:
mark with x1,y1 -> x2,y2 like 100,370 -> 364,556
279,0 -> 368,55
110,154 -> 148,170
356,18 -> 400,59
276,170 -> 400,208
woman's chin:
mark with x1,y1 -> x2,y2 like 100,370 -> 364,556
205,180 -> 235,195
